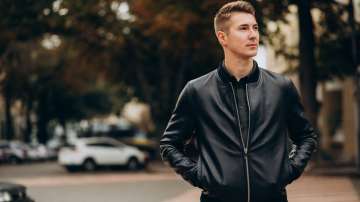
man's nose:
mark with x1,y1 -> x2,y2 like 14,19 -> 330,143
248,28 -> 258,40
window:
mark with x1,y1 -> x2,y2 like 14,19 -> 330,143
87,142 -> 117,148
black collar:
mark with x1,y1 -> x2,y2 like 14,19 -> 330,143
218,60 -> 260,84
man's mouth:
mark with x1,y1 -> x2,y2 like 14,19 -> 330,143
246,44 -> 258,48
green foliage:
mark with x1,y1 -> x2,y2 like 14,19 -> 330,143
315,1 -> 359,80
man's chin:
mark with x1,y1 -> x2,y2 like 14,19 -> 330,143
232,50 -> 258,59
241,52 -> 258,59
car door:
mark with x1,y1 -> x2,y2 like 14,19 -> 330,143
87,141 -> 126,165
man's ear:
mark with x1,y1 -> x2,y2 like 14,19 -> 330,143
216,31 -> 227,46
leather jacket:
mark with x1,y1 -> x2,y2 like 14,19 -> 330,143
160,61 -> 318,202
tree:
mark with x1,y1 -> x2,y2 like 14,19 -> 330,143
0,0 -> 53,140
110,0 -> 225,128
296,0 -> 319,127
0,0 -> 132,142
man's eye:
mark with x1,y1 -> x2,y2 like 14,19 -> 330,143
253,26 -> 259,30
240,27 -> 248,30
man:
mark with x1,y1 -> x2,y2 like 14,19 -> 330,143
160,1 -> 317,202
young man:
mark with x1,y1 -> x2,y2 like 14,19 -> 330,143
160,1 -> 317,202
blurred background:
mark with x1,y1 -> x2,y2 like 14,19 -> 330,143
0,0 -> 359,202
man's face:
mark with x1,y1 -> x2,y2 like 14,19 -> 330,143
217,12 -> 259,58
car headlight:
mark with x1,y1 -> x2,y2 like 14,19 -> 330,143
0,191 -> 12,202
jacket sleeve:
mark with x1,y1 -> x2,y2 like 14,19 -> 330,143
286,79 -> 318,180
160,82 -> 200,187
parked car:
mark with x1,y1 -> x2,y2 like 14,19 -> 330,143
58,137 -> 148,172
26,144 -> 57,161
0,182 -> 34,202
0,141 -> 28,164
79,124 -> 158,159
108,130 -> 158,159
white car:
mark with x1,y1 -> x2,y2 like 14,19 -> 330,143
0,141 -> 28,164
27,144 -> 56,161
58,137 -> 148,172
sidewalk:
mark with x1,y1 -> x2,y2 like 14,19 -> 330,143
148,162 -> 360,202
164,174 -> 359,202
287,174 -> 359,202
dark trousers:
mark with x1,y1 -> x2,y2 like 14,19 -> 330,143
200,190 -> 288,202
200,192 -> 223,202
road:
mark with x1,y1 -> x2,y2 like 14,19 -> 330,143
0,161 -> 197,202
0,161 -> 359,202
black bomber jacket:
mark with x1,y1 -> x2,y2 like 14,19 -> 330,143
160,61 -> 318,202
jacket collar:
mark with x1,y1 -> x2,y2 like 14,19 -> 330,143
217,60 -> 260,84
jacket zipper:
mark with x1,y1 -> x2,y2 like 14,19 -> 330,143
245,84 -> 251,202
229,82 -> 251,202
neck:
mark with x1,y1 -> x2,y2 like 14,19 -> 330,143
224,53 -> 253,81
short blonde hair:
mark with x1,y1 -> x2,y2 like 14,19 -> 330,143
214,1 -> 256,33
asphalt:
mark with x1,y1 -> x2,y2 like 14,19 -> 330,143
1,161 -> 359,202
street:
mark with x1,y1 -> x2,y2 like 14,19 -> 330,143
0,161 -> 359,202
0,161 -> 195,202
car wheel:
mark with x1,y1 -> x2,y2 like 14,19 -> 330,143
9,156 -> 21,164
127,157 -> 139,171
82,158 -> 97,171
64,165 -> 79,172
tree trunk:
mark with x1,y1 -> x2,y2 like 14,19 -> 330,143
24,96 -> 33,143
4,94 -> 14,140
59,118 -> 67,144
296,0 -> 319,127
36,91 -> 49,144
